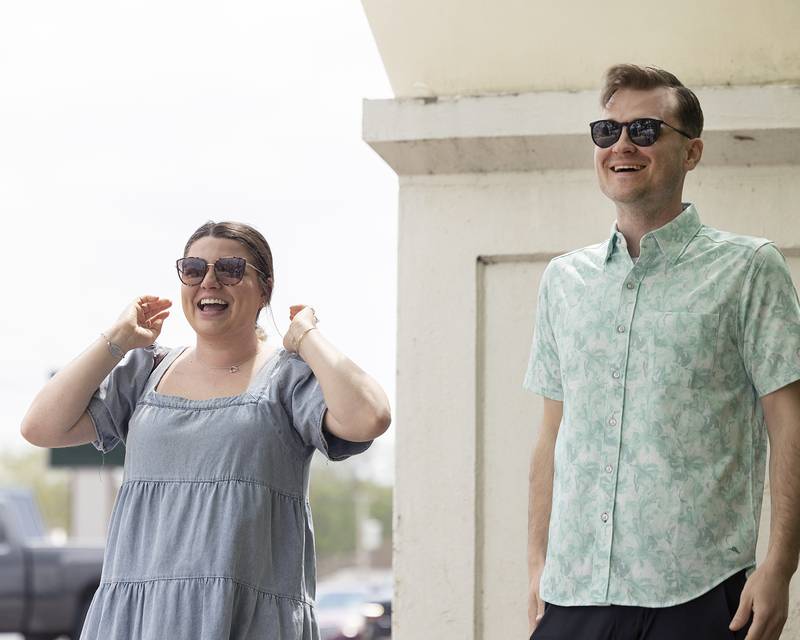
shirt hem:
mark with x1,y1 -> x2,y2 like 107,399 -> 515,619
541,562 -> 755,608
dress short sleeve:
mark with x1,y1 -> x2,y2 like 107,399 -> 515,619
523,262 -> 564,401
738,243 -> 800,397
87,345 -> 166,453
278,353 -> 372,461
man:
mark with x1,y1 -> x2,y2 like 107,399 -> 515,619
524,64 -> 800,640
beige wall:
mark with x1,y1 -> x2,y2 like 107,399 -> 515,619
361,0 -> 800,97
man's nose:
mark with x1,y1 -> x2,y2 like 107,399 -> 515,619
611,126 -> 637,153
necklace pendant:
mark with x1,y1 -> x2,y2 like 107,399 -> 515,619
229,365 -> 240,374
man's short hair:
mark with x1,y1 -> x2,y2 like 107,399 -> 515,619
600,64 -> 704,138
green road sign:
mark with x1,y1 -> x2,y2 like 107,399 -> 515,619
50,444 -> 125,468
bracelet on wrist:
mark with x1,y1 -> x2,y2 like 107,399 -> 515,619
295,326 -> 318,354
100,332 -> 126,360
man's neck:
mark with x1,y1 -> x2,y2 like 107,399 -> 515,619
615,199 -> 685,258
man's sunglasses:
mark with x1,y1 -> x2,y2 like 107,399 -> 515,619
589,118 -> 693,148
176,256 -> 266,286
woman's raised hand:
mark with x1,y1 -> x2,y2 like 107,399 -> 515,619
284,304 -> 318,353
109,296 -> 172,353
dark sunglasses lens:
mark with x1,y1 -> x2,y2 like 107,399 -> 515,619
178,258 -> 207,284
215,258 -> 246,284
591,120 -> 622,148
628,119 -> 660,146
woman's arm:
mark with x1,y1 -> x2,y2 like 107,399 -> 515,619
284,305 -> 391,442
20,296 -> 171,448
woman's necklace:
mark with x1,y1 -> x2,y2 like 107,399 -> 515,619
192,347 -> 260,374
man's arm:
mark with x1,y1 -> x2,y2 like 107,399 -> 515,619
730,379 -> 800,640
528,397 -> 563,635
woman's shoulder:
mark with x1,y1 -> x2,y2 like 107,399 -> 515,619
147,342 -> 179,365
120,343 -> 179,375
274,349 -> 313,376
140,342 -> 176,356
259,349 -> 316,399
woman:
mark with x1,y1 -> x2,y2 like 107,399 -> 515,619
21,221 -> 391,639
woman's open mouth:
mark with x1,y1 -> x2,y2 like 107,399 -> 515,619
197,297 -> 229,315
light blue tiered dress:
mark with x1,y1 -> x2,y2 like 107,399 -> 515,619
79,345 -> 370,640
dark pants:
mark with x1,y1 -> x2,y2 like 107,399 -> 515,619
530,570 -> 751,640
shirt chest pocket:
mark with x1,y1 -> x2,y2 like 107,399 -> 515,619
647,312 -> 720,388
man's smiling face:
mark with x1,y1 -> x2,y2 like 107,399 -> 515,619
594,87 -> 700,211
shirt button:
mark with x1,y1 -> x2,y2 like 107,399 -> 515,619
601,512 -> 609,523
608,417 -> 617,426
612,370 -> 621,379
626,282 -> 635,290
616,325 -> 626,333
605,464 -> 613,473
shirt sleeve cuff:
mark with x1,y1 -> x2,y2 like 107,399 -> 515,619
756,372 -> 800,398
523,377 -> 564,401
317,408 -> 373,461
87,396 -> 120,453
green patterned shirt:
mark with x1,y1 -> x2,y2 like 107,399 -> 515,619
524,204 -> 800,607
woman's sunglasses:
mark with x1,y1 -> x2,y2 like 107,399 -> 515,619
176,256 -> 266,286
589,118 -> 693,148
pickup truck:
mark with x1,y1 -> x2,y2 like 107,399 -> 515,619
0,488 -> 103,639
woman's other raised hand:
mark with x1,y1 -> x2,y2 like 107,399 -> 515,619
284,304 -> 318,354
109,296 -> 172,353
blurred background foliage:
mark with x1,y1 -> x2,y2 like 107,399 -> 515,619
310,462 -> 392,556
0,448 -> 71,532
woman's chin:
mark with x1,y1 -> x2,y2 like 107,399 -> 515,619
187,317 -> 229,338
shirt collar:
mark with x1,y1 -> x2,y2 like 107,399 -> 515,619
604,203 -> 702,265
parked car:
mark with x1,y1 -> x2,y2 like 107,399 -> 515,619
316,584 -> 392,640
359,589 -> 391,640
0,488 -> 104,639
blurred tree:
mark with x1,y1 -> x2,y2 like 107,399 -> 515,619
309,462 -> 392,560
365,482 -> 392,535
0,448 -> 71,532
310,465 -> 357,556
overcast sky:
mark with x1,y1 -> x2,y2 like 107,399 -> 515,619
0,2 -> 397,483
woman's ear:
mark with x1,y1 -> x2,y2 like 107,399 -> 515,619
264,277 -> 274,306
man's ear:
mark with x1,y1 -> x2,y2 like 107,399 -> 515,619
685,138 -> 703,171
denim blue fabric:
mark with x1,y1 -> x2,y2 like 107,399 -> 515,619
81,346 -> 370,639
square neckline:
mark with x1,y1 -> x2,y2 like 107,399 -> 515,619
148,345 -> 284,405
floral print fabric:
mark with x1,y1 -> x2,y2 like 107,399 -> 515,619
524,204 -> 800,606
